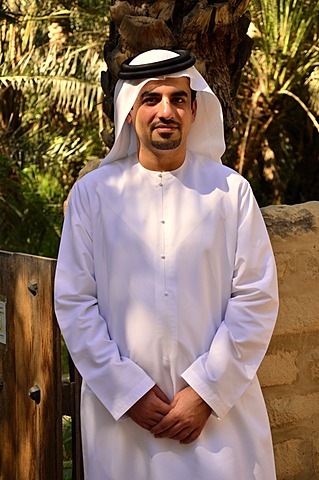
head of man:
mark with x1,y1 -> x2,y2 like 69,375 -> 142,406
126,77 -> 197,163
99,49 -> 225,169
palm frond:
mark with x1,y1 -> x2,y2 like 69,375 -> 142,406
0,42 -> 104,114
249,0 -> 319,98
306,66 -> 319,116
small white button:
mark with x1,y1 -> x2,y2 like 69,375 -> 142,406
161,254 -> 165,259
158,173 -> 162,178
164,291 -> 168,296
160,219 -> 165,224
159,182 -> 163,187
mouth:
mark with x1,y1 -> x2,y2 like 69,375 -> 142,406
152,123 -> 180,134
155,127 -> 178,134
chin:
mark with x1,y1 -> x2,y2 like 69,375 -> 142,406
151,140 -> 181,151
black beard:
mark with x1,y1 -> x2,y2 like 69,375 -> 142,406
150,119 -> 182,151
151,138 -> 182,150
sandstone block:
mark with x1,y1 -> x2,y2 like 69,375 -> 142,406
274,294 -> 319,336
261,203 -> 319,337
274,439 -> 302,478
262,202 -> 319,239
259,351 -> 298,387
266,392 -> 319,429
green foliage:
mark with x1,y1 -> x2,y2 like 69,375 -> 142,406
0,152 -> 63,257
225,0 -> 319,205
0,0 -> 111,257
62,416 -> 73,479
307,66 -> 319,116
1,0 -> 318,260
250,0 -> 318,95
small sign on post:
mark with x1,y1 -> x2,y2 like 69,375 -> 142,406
0,295 -> 6,345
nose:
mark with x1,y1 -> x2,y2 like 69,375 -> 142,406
157,98 -> 175,119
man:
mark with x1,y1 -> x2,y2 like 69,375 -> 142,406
55,49 -> 279,479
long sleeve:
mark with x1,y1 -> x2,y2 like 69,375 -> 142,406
54,181 -> 155,421
181,182 -> 278,419
56,152 -> 278,480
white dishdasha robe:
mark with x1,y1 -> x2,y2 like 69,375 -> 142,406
55,151 -> 278,480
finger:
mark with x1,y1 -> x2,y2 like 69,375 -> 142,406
150,415 -> 174,435
150,411 -> 170,424
151,416 -> 183,437
180,428 -> 200,444
154,400 -> 172,417
130,413 -> 164,431
166,427 -> 191,441
153,385 -> 170,404
151,406 -> 178,430
155,425 -> 189,440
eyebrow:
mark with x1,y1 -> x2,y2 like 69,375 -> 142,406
140,90 -> 189,99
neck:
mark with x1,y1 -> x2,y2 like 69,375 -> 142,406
138,146 -> 186,172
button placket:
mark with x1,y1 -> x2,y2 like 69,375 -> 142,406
158,172 -> 170,362
158,172 -> 163,188
159,172 -> 168,297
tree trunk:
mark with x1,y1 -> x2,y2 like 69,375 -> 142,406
102,0 -> 252,145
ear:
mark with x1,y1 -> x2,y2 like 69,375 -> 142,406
126,111 -> 133,124
191,99 -> 197,122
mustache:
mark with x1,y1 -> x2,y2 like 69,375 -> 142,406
151,119 -> 181,130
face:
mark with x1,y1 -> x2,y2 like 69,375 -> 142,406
126,77 -> 197,157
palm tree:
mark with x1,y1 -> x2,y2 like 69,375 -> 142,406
102,0 -> 253,143
0,0 -> 111,255
1,0 -> 318,255
228,0 -> 319,204
0,1 -> 108,126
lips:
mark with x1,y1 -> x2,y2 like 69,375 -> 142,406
155,126 -> 178,133
151,122 -> 180,133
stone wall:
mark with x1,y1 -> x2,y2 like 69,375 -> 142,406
260,202 -> 319,480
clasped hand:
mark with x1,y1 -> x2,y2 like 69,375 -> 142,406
127,385 -> 212,444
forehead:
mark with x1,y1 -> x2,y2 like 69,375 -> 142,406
138,76 -> 191,96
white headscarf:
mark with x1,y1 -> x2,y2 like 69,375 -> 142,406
99,49 -> 225,167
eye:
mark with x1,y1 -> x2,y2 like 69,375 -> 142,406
172,96 -> 186,104
142,96 -> 159,105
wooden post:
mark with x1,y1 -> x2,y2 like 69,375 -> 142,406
0,251 -> 62,480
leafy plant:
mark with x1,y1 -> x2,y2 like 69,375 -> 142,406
0,0 -> 111,256
225,0 -> 319,205
62,416 -> 73,479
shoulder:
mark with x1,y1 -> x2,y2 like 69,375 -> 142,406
73,155 -> 137,191
203,156 -> 248,184
187,151 -> 251,192
65,155 -> 137,215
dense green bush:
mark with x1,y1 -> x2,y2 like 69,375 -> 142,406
0,0 -> 318,256
224,0 -> 319,206
0,0 -> 110,257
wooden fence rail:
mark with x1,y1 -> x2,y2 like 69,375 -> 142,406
0,251 -> 83,480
